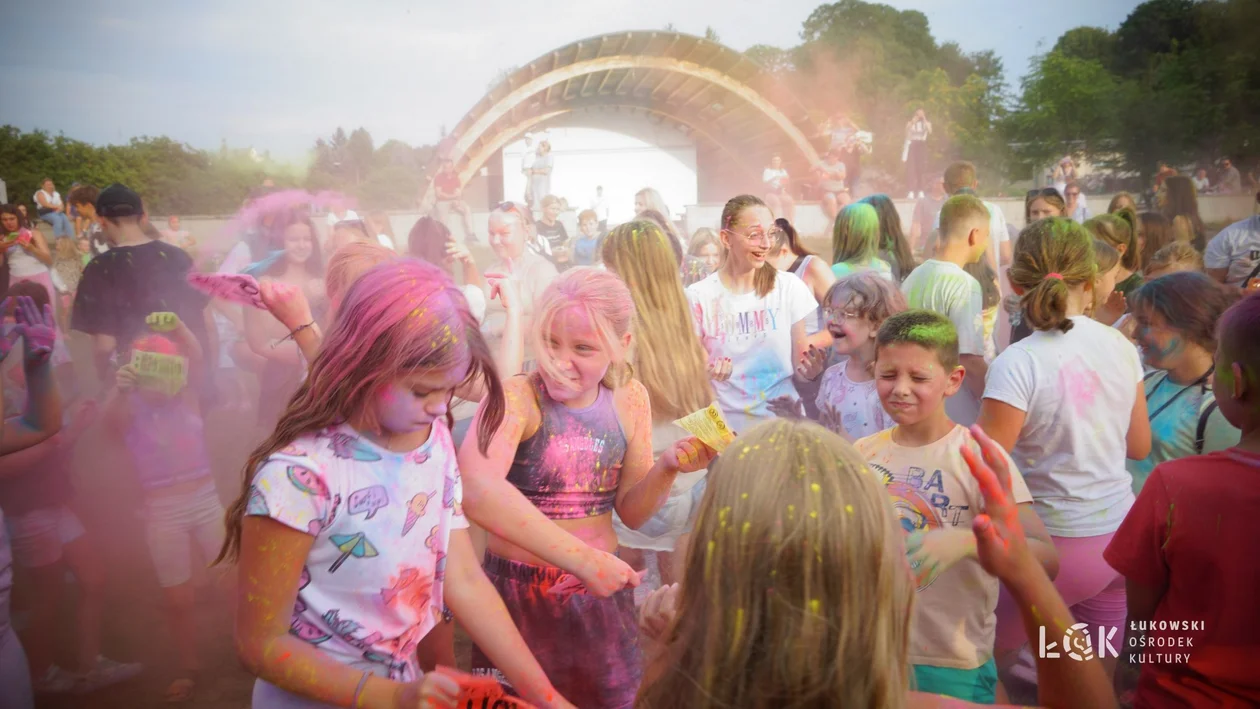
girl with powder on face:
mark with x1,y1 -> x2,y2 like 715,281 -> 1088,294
217,259 -> 572,709
1126,273 -> 1240,493
977,218 -> 1152,687
245,213 -> 327,427
687,195 -> 818,434
635,419 -> 1117,709
602,221 -> 717,588
458,267 -> 716,708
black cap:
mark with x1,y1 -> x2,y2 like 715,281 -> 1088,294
96,183 -> 144,219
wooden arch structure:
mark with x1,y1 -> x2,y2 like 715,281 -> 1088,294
426,30 -> 821,205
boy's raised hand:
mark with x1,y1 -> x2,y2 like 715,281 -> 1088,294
960,425 -> 1035,582
146,311 -> 183,333
116,364 -> 139,392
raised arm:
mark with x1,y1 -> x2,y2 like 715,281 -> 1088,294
0,298 -> 62,455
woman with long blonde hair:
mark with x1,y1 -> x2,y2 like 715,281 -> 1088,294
635,420 -> 1116,709
603,221 -> 716,586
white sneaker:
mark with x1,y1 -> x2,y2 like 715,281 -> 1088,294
907,192 -> 915,199
76,655 -> 144,694
33,665 -> 79,694
918,191 -> 926,199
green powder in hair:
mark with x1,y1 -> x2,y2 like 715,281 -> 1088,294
906,321 -> 955,345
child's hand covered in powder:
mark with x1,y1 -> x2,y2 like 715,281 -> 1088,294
260,280 -> 313,331
767,395 -> 805,419
116,364 -> 139,393
145,311 -> 182,333
962,425 -> 1036,584
14,296 -> 56,364
795,344 -> 828,381
662,436 -> 717,474
905,528 -> 975,587
548,568 -> 646,602
638,583 -> 679,642
707,355 -> 733,382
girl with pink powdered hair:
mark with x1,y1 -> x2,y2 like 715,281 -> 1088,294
216,259 -> 574,708
458,267 -> 716,708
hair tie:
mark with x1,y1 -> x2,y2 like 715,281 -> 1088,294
1044,272 -> 1063,282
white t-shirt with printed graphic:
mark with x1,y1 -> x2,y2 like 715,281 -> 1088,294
900,259 -> 985,426
247,421 -> 466,683
856,425 -> 1032,669
686,270 -> 817,434
983,316 -> 1143,537
815,357 -> 893,441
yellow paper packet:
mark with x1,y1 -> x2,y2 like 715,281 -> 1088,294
673,403 -> 737,452
130,350 -> 188,397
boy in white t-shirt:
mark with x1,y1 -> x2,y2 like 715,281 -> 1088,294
855,310 -> 1056,704
901,194 -> 990,426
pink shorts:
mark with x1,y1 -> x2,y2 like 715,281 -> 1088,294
994,531 -> 1127,655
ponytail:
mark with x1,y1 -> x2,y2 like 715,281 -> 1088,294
1009,218 -> 1097,334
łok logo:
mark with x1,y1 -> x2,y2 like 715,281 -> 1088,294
1039,623 -> 1118,661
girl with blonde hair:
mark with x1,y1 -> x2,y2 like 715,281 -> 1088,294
602,221 -> 716,586
636,419 -> 1116,709
459,267 -> 715,708
979,218 -> 1151,683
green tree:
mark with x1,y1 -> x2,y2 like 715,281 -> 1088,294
1052,27 -> 1116,67
1003,52 -> 1122,170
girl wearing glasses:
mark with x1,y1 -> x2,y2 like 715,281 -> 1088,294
685,195 -> 818,435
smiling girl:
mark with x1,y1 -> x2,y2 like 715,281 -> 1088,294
1126,272 -> 1240,493
244,214 -> 326,426
218,259 -> 570,709
458,267 -> 714,708
687,195 -> 817,433
794,272 -> 906,440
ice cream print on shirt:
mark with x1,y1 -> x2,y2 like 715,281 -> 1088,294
245,421 -> 467,681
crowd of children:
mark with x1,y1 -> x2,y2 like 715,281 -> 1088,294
1,173 -> 1258,709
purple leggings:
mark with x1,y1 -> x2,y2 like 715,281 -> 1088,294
995,531 -> 1126,655
471,551 -> 642,709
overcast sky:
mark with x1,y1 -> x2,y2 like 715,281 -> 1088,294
0,0 -> 1140,161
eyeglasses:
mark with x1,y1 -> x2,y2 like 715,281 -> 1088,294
823,307 -> 862,322
724,226 -> 784,245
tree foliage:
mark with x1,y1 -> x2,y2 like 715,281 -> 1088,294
744,0 -> 1011,188
0,124 -> 432,215
1005,0 -> 1259,182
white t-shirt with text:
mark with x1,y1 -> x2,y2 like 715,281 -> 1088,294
900,259 -> 985,425
983,316 -> 1143,537
686,270 -> 817,434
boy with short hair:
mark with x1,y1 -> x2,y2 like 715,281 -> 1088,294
1104,293 -> 1260,707
854,310 -> 1056,704
900,195 -> 991,425
574,209 -> 600,266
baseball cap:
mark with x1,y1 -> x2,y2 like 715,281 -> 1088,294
96,183 -> 144,219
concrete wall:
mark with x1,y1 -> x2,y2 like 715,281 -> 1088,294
166,192 -> 1257,261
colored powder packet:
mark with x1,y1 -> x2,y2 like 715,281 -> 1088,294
130,350 -> 188,397
673,403 -> 737,453
186,272 -> 267,310
435,665 -> 538,708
